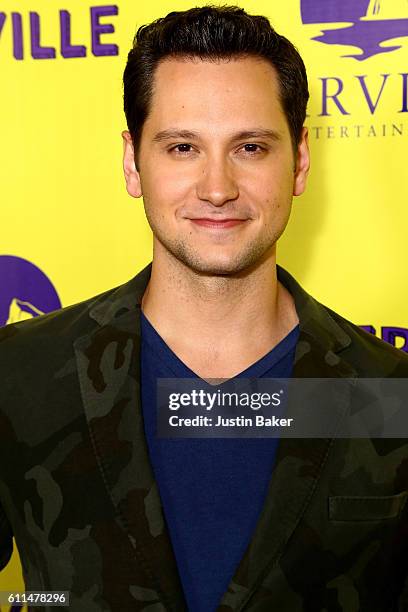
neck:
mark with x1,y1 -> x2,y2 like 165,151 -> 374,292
141,244 -> 299,358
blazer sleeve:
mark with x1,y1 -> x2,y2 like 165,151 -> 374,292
0,503 -> 13,571
399,574 -> 408,612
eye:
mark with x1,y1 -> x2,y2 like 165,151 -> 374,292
170,143 -> 194,155
240,143 -> 265,154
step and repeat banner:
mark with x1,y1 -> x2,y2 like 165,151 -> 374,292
1,0 -> 407,607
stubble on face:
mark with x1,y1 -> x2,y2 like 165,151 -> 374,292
137,56 -> 298,280
143,194 -> 293,277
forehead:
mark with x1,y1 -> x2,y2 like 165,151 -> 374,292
145,56 -> 288,135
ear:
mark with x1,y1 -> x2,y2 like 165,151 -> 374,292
293,127 -> 310,197
122,130 -> 142,198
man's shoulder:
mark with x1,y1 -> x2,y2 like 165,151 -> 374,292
0,289 -> 106,408
321,301 -> 408,376
278,265 -> 408,377
0,260 -> 153,386
0,282 -> 121,363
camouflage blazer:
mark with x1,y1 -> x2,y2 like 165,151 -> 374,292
0,263 -> 407,612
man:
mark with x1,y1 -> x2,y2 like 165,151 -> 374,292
0,6 -> 407,611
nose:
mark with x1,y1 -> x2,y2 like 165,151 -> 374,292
196,155 -> 239,206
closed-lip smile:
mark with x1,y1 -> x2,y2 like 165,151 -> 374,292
188,217 -> 248,228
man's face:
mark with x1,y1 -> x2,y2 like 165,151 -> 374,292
123,56 -> 310,275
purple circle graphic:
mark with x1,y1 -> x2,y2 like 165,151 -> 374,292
0,255 -> 61,327
301,0 -> 408,60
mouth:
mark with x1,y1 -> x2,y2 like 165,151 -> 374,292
188,218 -> 248,229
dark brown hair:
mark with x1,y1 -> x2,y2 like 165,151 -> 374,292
123,5 -> 309,162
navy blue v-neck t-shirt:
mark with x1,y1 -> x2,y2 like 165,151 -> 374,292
140,311 -> 299,612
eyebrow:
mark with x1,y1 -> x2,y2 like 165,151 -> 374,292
151,128 -> 283,144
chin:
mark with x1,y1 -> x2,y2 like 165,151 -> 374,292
178,253 -> 262,277
157,233 -> 273,276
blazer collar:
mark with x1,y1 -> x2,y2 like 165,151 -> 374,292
74,262 -> 358,610
87,262 -> 354,366
73,262 -> 186,610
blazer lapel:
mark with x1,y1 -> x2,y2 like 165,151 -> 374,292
219,267 -> 359,611
73,261 -> 363,612
73,263 -> 187,611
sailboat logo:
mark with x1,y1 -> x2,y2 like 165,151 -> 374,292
0,255 -> 61,327
301,0 -> 408,59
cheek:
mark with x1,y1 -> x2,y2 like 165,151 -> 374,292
141,179 -> 189,229
142,163 -> 193,209
255,184 -> 294,227
245,159 -> 294,195
247,176 -> 291,211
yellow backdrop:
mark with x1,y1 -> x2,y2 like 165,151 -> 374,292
1,0 -> 407,607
